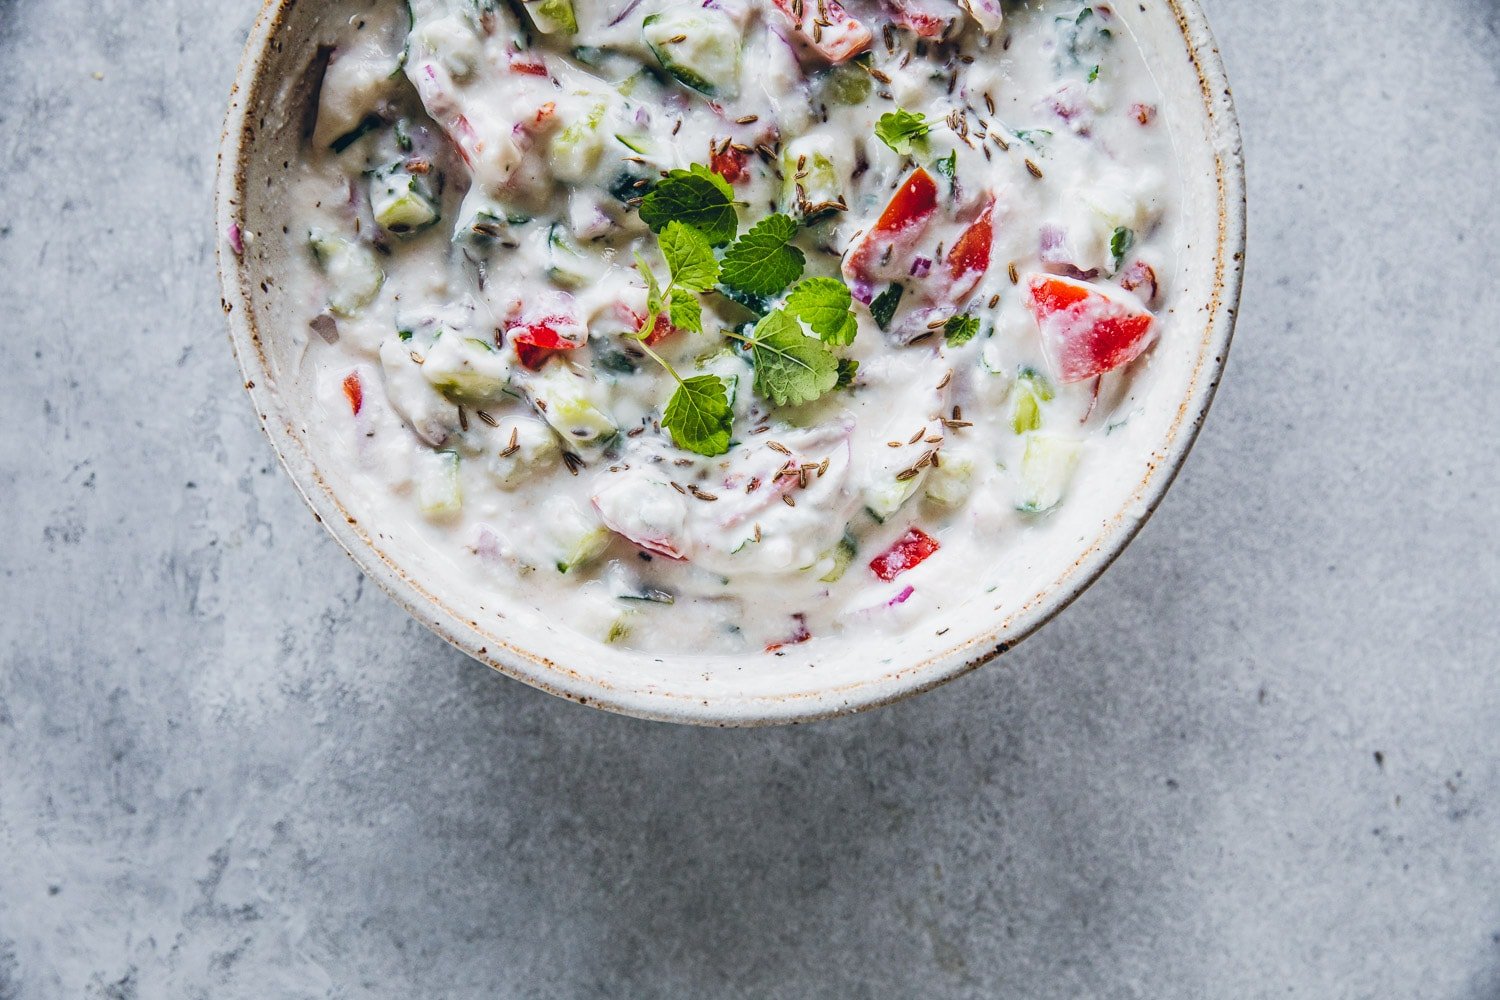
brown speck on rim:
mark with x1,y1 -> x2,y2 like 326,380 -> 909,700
1025,158 -> 1044,179
476,409 -> 497,427
1008,261 -> 1019,284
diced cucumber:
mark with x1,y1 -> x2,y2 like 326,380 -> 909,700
528,361 -> 618,459
418,450 -> 463,519
549,503 -> 611,573
614,133 -> 654,155
642,7 -> 741,98
488,417 -> 561,487
817,529 -> 858,583
453,192 -> 522,250
820,63 -> 872,105
521,0 -> 577,34
369,164 -> 439,238
1016,434 -> 1081,514
925,451 -> 976,506
308,230 -> 384,317
546,223 -> 590,289
865,474 -> 921,524
605,614 -> 633,643
1010,366 -> 1055,434
421,333 -> 511,404
548,101 -> 608,183
780,137 -> 846,224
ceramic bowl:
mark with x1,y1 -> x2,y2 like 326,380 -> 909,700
215,0 -> 1245,726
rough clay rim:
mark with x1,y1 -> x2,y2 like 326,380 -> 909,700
215,0 -> 1246,727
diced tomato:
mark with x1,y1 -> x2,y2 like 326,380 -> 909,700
770,0 -> 872,62
508,314 -> 587,370
842,167 -> 940,298
869,527 -> 940,582
341,372 -> 363,415
944,196 -> 995,301
883,0 -> 951,37
710,144 -> 750,185
534,101 -> 556,127
1024,273 -> 1156,384
508,51 -> 549,76
765,614 -> 812,653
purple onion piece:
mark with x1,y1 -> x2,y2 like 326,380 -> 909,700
909,255 -> 932,278
228,222 -> 244,256
888,585 -> 915,607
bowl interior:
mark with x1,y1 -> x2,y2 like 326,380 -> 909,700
217,0 -> 1244,725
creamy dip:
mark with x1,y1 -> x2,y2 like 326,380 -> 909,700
282,0 -> 1177,655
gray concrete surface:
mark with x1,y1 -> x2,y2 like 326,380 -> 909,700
2,0 -> 1498,997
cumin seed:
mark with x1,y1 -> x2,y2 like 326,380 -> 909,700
670,481 -> 687,495
988,294 -> 1001,308
895,467 -> 920,482
1008,261 -> 1019,284
768,440 -> 791,455
736,114 -> 759,124
1025,158 -> 1044,179
458,407 -> 469,432
937,370 -> 952,390
781,494 -> 796,507
476,409 -> 497,427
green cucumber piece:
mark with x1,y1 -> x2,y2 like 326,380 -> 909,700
418,450 -> 463,519
522,0 -> 577,34
369,164 -> 439,237
308,230 -> 384,317
642,7 -> 741,98
546,223 -> 589,289
1016,434 -> 1081,514
818,529 -> 858,583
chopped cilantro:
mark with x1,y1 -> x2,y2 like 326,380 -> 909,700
875,109 -> 931,156
943,314 -> 981,346
1109,226 -> 1135,274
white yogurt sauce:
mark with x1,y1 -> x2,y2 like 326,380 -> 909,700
283,0 -> 1178,654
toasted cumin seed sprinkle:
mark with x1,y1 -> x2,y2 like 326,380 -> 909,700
781,494 -> 796,507
731,142 -> 753,154
883,23 -> 895,51
627,425 -> 646,437
953,404 -> 964,420
984,92 -> 995,115
409,350 -> 425,365
476,409 -> 497,427
562,452 -> 583,475
927,316 -> 949,329
534,398 -> 548,412
937,370 -> 952,390
736,114 -> 759,124
960,54 -> 974,63
670,481 -> 687,495
895,467 -> 921,482
625,196 -> 644,208
925,434 -> 943,444
931,451 -> 941,468
633,178 -> 651,189
1025,158 -> 1044,179
812,22 -> 822,42
690,486 -> 719,501
796,154 -> 807,172
1008,261 -> 1020,284
718,136 -> 733,156
887,441 -> 903,448
674,458 -> 693,466
672,117 -> 683,135
666,33 -> 687,42
868,66 -> 892,84
908,428 -> 925,445
753,424 -> 771,435
768,440 -> 792,455
756,143 -> 777,161
908,330 -> 935,344
818,457 -> 830,477
798,467 -> 808,488
458,407 -> 469,431
989,294 -> 1001,308
754,523 -> 762,542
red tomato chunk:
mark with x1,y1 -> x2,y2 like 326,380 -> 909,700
869,527 -> 940,582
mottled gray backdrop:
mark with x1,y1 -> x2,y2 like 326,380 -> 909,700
2,0 -> 1498,997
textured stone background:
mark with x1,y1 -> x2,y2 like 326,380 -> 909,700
2,1 -> 1499,997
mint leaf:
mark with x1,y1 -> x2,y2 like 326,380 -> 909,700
745,309 -> 839,406
875,109 -> 931,156
944,313 -> 981,346
638,164 -> 737,245
784,276 -> 857,346
720,214 -> 805,297
663,374 -> 734,456
935,150 -> 957,181
869,283 -> 904,330
668,288 -> 702,333
660,221 -> 719,292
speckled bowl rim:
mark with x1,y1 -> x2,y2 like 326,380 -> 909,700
215,0 -> 1246,727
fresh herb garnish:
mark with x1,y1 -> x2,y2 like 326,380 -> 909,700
934,150 -> 958,181
735,308 -> 840,407
719,214 -> 805,297
869,283 -> 904,330
1109,226 -> 1135,274
784,276 -> 858,346
875,109 -> 932,156
836,357 -> 860,389
943,314 -> 981,346
662,374 -> 735,456
659,221 -> 720,292
638,164 -> 738,245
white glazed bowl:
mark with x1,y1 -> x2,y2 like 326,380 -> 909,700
216,0 -> 1245,726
